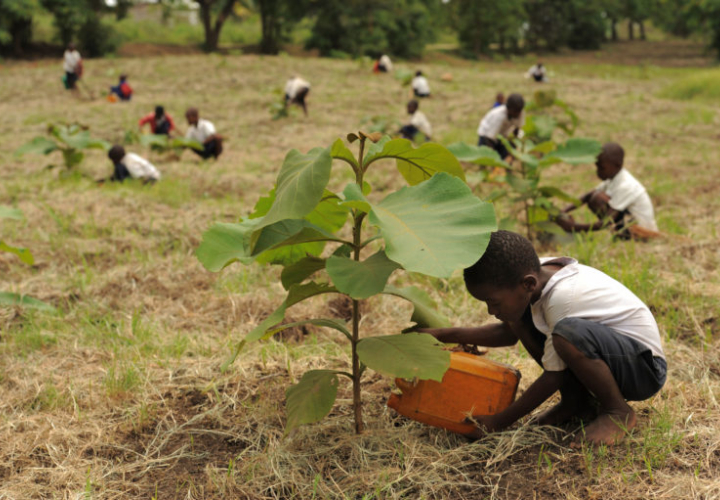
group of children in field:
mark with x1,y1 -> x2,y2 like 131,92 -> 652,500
61,44 -> 226,185
61,46 -> 666,447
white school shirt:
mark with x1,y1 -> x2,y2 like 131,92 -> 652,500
476,105 -> 525,139
596,168 -> 658,231
531,257 -> 665,372
379,54 -> 393,72
63,50 -> 81,73
526,64 -> 547,79
186,119 -> 216,143
412,75 -> 431,95
284,77 -> 310,99
410,110 -> 432,138
122,153 -> 160,180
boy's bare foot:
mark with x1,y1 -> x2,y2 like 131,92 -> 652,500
571,409 -> 636,448
534,400 -> 578,426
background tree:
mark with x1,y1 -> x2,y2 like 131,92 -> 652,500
254,0 -> 308,55
306,0 -> 437,59
623,0 -> 652,40
567,0 -> 606,49
0,0 -> 37,57
194,0 -> 238,52
524,0 -> 573,51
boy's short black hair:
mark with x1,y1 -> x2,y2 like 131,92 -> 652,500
463,230 -> 540,288
506,93 -> 525,112
108,144 -> 125,163
407,99 -> 419,110
599,142 -> 624,168
415,70 -> 423,76
155,105 -> 164,117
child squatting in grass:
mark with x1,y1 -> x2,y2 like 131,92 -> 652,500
419,230 -> 666,446
555,142 -> 659,239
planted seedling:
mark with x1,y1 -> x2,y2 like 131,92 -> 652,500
448,136 -> 601,240
0,206 -> 55,311
15,123 -> 110,175
196,132 -> 497,434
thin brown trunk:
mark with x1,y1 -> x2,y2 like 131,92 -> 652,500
639,20 -> 646,40
628,20 -> 634,40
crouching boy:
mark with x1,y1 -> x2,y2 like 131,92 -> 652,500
420,230 -> 666,446
185,107 -> 223,159
477,93 -> 525,161
104,145 -> 160,184
556,142 -> 659,239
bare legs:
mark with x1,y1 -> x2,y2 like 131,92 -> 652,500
552,335 -> 636,446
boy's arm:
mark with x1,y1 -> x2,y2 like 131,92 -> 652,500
562,190 -> 593,214
416,323 -> 518,347
470,370 -> 566,433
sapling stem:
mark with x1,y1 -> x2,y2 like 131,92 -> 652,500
351,136 -> 367,434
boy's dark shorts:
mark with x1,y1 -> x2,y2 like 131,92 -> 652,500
553,317 -> 667,401
478,135 -> 509,160
65,71 -> 78,89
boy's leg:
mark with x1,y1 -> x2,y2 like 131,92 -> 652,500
511,308 -> 595,426
399,125 -> 419,141
552,318 -> 666,446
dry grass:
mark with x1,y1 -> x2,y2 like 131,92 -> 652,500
1,42 -> 719,499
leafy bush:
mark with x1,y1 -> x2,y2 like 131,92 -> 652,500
196,132 -> 497,433
524,89 -> 580,142
77,14 -> 121,57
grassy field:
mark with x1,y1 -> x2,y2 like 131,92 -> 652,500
1,44 -> 720,499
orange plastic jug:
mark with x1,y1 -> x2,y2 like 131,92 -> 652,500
387,351 -> 520,435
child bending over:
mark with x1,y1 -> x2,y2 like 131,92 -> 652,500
139,106 -> 176,136
185,107 -> 223,159
412,71 -> 431,98
284,76 -> 311,117
109,74 -> 133,101
104,145 -> 160,184
477,93 -> 525,160
399,99 -> 432,142
556,142 -> 658,239
419,230 -> 666,446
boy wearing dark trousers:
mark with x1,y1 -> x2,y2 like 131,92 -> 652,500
419,230 -> 666,446
185,107 -> 223,159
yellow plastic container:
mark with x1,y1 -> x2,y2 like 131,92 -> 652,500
387,352 -> 520,435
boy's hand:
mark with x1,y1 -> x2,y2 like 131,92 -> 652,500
463,414 -> 503,438
554,214 -> 575,232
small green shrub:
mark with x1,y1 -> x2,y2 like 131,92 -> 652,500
15,123 -> 110,173
658,70 -> 720,102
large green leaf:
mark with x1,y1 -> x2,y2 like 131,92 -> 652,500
170,137 -> 203,151
542,138 -> 602,166
538,186 -> 581,205
446,142 -> 510,168
195,220 -> 257,272
340,183 -> 371,213
15,136 -> 58,157
246,282 -> 338,344
0,241 -> 34,265
57,128 -> 92,149
280,256 -> 326,290
0,292 -> 56,312
285,370 -> 340,433
251,189 -> 349,266
326,251 -> 400,299
523,115 -> 557,142
252,220 -> 344,256
259,147 -> 333,228
330,138 -> 358,170
363,135 -> 392,164
0,206 -> 23,220
363,138 -> 466,185
383,285 -> 451,329
357,333 -> 450,382
264,318 -> 351,341
139,134 -> 169,148
368,173 -> 496,278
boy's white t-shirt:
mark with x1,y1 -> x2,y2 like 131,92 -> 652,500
477,105 -> 525,139
596,168 -> 658,231
412,76 -> 430,95
410,110 -> 432,138
531,257 -> 664,372
63,50 -> 81,73
285,77 -> 310,99
186,119 -> 216,143
122,153 -> 160,180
